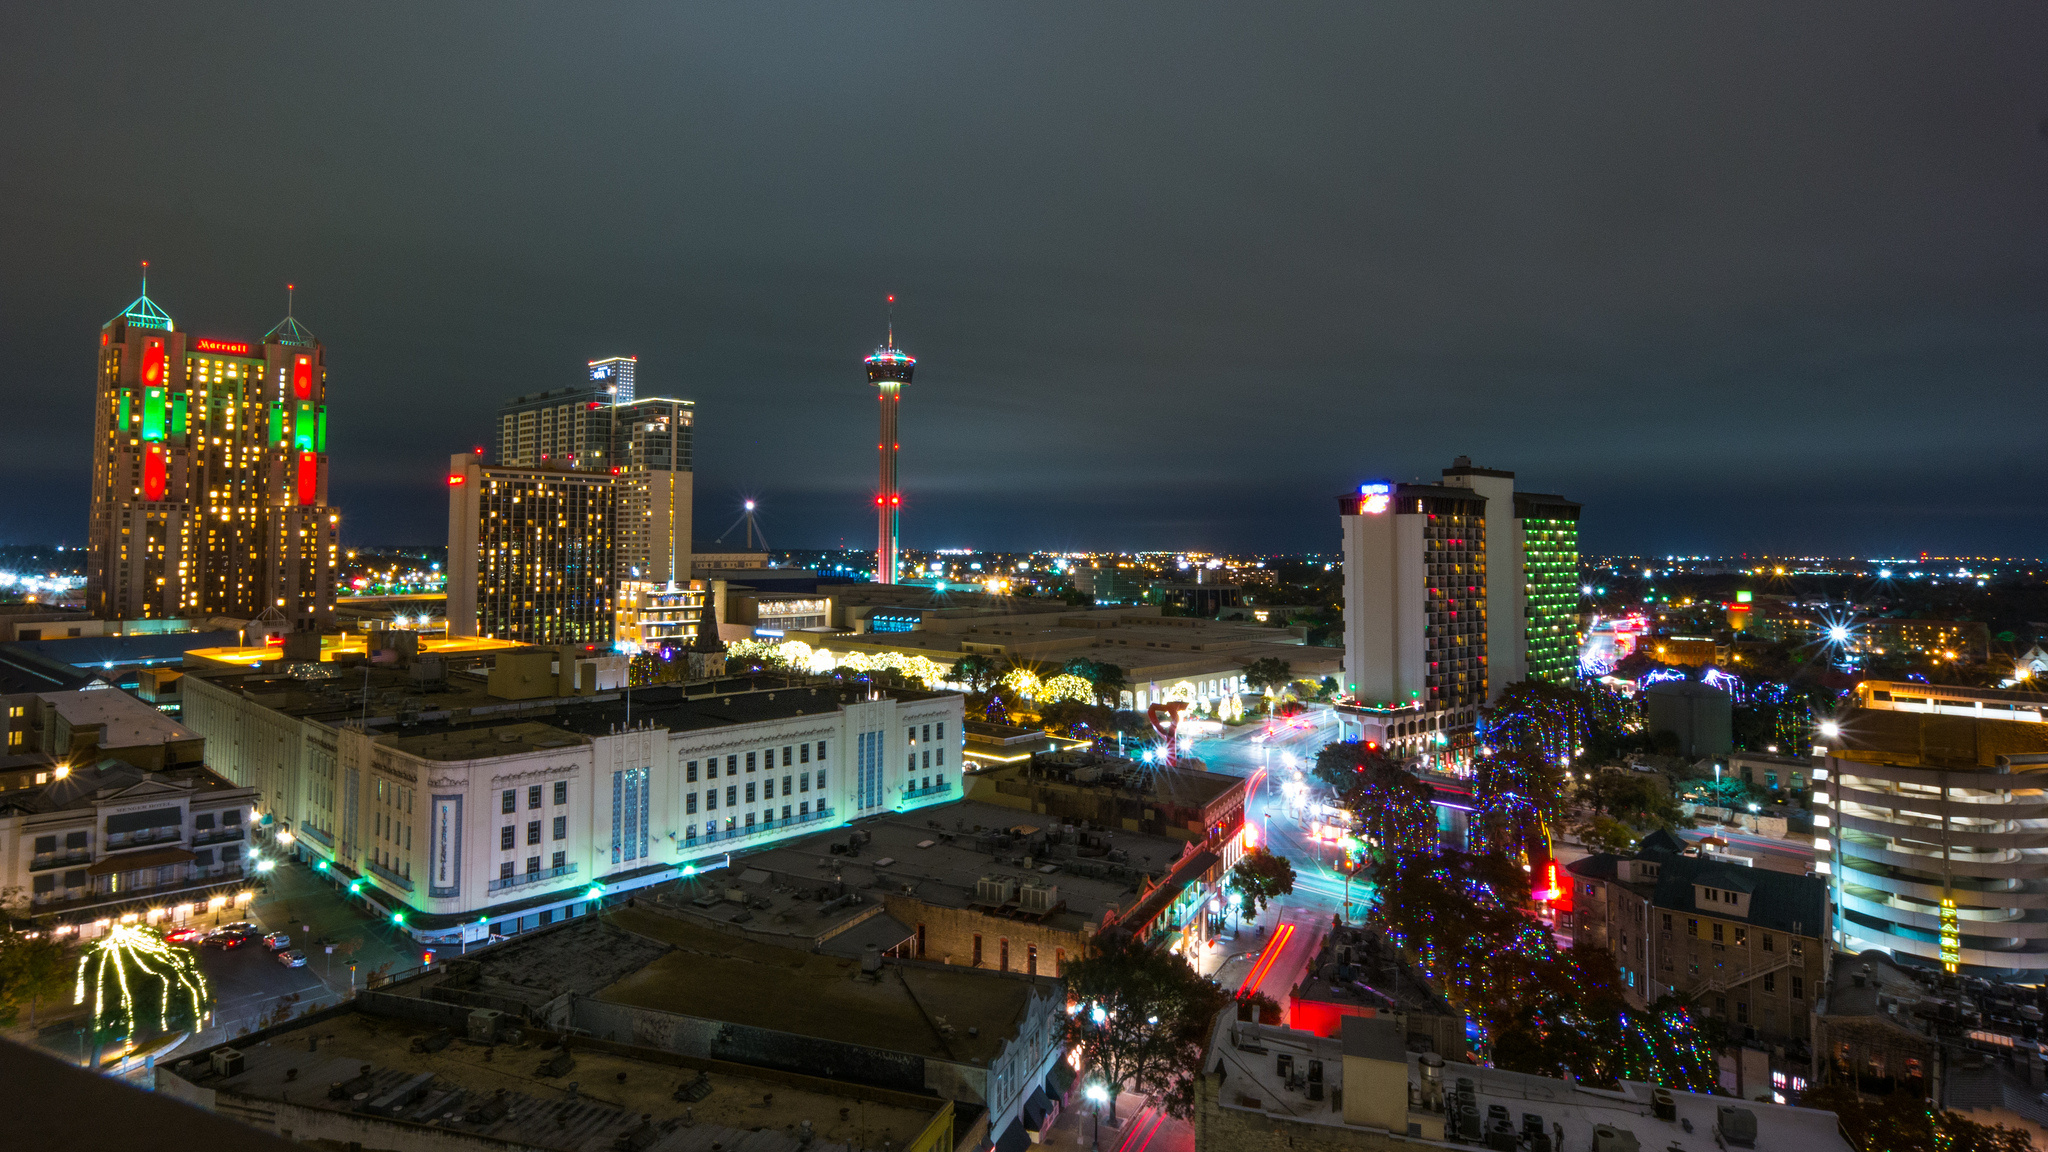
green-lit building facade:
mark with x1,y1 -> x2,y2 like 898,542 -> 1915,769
1515,492 -> 1581,684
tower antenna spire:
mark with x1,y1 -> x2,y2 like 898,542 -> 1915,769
886,294 -> 895,349
287,282 -> 295,317
140,260 -> 149,296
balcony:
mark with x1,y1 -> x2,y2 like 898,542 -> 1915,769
686,807 -> 837,847
902,780 -> 955,802
28,852 -> 92,873
487,861 -> 577,894
192,827 -> 245,847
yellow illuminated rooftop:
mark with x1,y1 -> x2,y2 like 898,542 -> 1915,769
186,633 -> 528,666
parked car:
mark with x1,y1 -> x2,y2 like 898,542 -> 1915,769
262,931 -> 292,951
275,949 -> 307,968
206,929 -> 254,950
163,926 -> 203,944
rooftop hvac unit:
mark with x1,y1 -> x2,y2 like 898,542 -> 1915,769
977,875 -> 1019,905
1018,882 -> 1059,913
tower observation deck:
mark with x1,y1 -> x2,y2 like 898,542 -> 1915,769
863,316 -> 915,586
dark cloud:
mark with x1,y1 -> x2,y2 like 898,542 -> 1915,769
4,3 -> 2046,555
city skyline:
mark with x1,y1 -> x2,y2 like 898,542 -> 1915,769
6,6 -> 2048,558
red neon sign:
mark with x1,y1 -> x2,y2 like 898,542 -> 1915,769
193,338 -> 251,355
296,451 -> 317,505
143,445 -> 167,501
447,475 -> 465,485
141,337 -> 165,388
293,354 -> 312,400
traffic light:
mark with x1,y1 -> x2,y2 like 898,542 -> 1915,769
423,950 -> 436,966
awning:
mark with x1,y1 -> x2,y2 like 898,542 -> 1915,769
994,1118 -> 1031,1152
87,847 -> 195,876
1045,1058 -> 1077,1099
1023,1087 -> 1059,1133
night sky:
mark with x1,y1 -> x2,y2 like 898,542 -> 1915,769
5,4 -> 2047,557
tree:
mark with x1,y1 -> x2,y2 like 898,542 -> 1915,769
953,654 -> 999,694
1320,746 -> 1436,860
0,926 -> 73,1024
1063,935 -> 1231,1121
1799,1079 -> 2032,1152
1243,657 -> 1293,699
1091,662 -> 1129,709
1582,771 -> 1687,833
1229,848 -> 1296,927
1470,746 -> 1566,863
1571,813 -> 1641,855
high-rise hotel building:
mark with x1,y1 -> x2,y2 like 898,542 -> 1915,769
446,453 -> 616,644
87,275 -> 338,628
1337,457 -> 1578,768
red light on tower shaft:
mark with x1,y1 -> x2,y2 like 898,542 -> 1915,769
296,451 -> 317,505
143,445 -> 167,501
141,337 -> 165,387
293,354 -> 312,399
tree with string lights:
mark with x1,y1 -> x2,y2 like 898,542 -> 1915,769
74,924 -> 210,1045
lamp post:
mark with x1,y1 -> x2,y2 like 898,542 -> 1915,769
1085,1083 -> 1110,1152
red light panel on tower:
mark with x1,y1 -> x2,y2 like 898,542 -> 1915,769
143,445 -> 167,501
293,355 -> 312,399
141,337 -> 165,388
297,451 -> 317,505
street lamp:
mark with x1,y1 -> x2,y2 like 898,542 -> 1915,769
1085,1083 -> 1110,1152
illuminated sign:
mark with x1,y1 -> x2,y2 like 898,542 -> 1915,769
1357,482 -> 1392,515
193,338 -> 251,355
447,474 -> 465,485
590,364 -> 613,379
1736,590 -> 1753,604
292,354 -> 312,400
1940,897 -> 1959,972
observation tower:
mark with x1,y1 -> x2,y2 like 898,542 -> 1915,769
863,301 -> 915,584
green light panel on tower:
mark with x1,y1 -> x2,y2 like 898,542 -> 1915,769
269,403 -> 284,446
171,392 -> 188,437
294,401 -> 315,451
118,391 -> 132,429
316,406 -> 327,452
142,387 -> 165,442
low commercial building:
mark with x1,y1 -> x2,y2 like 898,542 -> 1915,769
181,656 -> 965,945
1861,619 -> 1992,665
734,798 -> 1222,977
1823,680 -> 2048,976
159,973 -> 960,1152
0,753 -> 257,932
352,908 -> 1061,1151
1195,1013 -> 1854,1152
1644,678 -> 1733,758
1566,830 -> 1827,1084
2,683 -> 204,768
964,754 -> 1246,951
1285,921 -> 1464,1060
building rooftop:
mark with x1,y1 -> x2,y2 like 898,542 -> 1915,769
561,907 -> 1056,1066
353,681 -> 955,762
1566,842 -> 1827,938
12,630 -> 241,669
37,687 -> 200,748
1832,700 -> 2048,767
0,757 -> 247,816
166,1006 -> 943,1152
1209,1016 -> 1854,1150
731,799 -> 1187,937
0,644 -> 98,693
